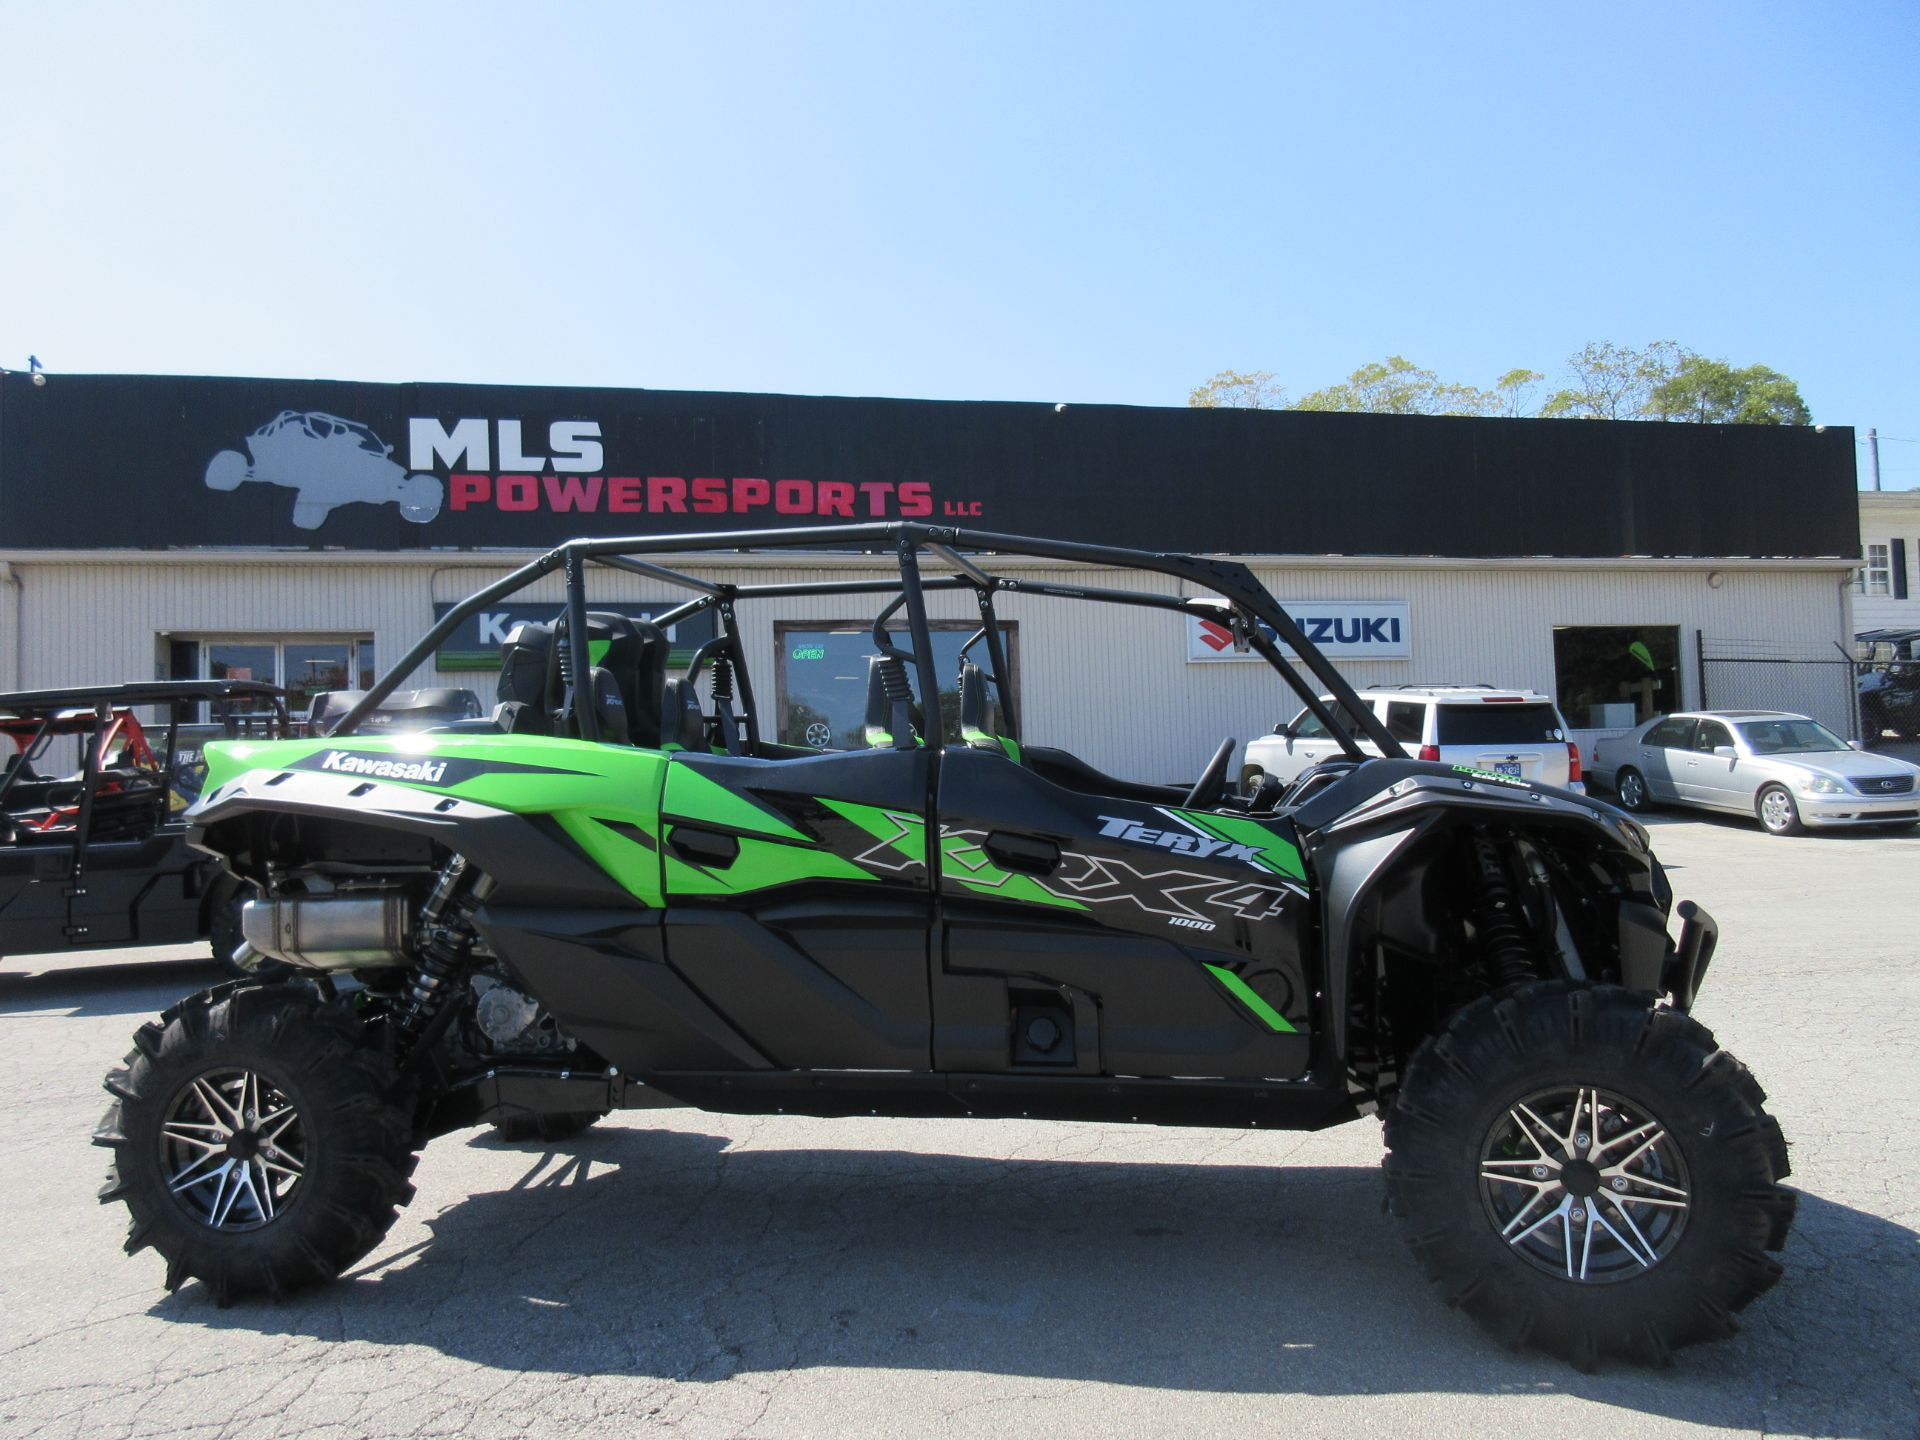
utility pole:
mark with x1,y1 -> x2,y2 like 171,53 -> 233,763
1868,427 -> 1881,491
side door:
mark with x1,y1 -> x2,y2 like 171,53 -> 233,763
657,748 -> 934,1071
1676,718 -> 1742,810
1635,717 -> 1694,801
930,747 -> 1313,1081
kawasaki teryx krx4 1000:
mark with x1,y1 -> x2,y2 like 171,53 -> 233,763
96,525 -> 1794,1366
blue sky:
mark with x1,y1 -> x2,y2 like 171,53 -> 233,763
3,2 -> 1915,487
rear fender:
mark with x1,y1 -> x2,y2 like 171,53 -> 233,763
189,768 -> 642,910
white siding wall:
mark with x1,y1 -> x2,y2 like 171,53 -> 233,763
1855,493 -> 1920,636
1,554 -> 1853,784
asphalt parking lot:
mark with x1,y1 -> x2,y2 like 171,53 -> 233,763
1,814 -> 1915,1440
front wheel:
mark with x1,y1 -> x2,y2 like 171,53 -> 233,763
1613,767 -> 1651,813
1385,982 -> 1794,1367
95,984 -> 418,1301
1756,783 -> 1803,837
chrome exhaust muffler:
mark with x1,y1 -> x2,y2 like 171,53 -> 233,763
239,893 -> 412,970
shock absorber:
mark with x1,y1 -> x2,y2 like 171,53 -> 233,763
395,856 -> 481,1047
1470,832 -> 1538,986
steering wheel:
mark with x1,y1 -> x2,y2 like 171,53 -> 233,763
1183,736 -> 1238,810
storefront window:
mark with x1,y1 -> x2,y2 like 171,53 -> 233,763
168,636 -> 377,721
1552,626 -> 1680,729
776,622 -> 1015,751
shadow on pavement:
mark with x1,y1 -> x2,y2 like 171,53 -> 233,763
0,957 -> 220,1019
156,1125 -> 1918,1430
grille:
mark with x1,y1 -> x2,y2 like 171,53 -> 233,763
1851,774 -> 1916,795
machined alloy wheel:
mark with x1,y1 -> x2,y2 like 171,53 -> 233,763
160,1068 -> 306,1230
97,983 -> 418,1302
1385,981 -> 1796,1367
1757,784 -> 1802,836
1479,1085 -> 1688,1283
1614,768 -> 1649,812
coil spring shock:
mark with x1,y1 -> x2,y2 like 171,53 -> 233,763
712,654 -> 734,710
1470,833 -> 1538,987
396,856 -> 480,1046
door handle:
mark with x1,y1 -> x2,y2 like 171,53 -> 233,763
986,831 -> 1060,875
668,825 -> 741,868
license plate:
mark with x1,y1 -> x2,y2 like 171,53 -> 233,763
1492,761 -> 1522,779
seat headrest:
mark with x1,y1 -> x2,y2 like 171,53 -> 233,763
497,622 -> 557,727
863,656 -> 917,750
574,611 -> 667,748
661,678 -> 707,750
958,663 -> 993,745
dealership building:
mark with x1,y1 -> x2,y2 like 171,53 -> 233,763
0,372 -> 1862,781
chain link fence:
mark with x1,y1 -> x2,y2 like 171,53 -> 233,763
1697,638 -> 1860,740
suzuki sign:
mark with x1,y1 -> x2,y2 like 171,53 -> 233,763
1188,602 -> 1411,663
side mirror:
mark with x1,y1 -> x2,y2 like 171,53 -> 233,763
1713,745 -> 1736,759
1849,739 -> 1865,751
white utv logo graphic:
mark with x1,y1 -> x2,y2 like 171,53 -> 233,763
319,751 -> 448,784
1095,815 -> 1262,864
205,412 -> 443,530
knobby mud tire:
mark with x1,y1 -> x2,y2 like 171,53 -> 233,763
1383,981 -> 1795,1368
95,982 -> 417,1303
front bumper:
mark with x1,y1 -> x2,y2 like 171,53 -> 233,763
1797,792 -> 1920,827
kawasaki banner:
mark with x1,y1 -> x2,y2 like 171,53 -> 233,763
1188,604 -> 1412,662
430,601 -> 719,671
0,371 -> 1860,559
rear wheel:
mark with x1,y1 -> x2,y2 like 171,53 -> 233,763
1613,767 -> 1651,813
1385,982 -> 1794,1367
1756,783 -> 1803,836
95,984 -> 417,1301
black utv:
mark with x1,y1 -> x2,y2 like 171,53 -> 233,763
95,525 -> 1793,1366
2,681 -> 286,970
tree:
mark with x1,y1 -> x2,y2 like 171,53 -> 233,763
1539,341 -> 1686,421
1188,343 -> 1812,424
1187,369 -> 1288,410
1651,356 -> 1811,425
1292,355 -> 1502,417
1492,368 -> 1545,419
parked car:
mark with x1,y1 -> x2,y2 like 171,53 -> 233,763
1,681 -> 288,970
1242,685 -> 1584,794
1589,710 -> 1920,835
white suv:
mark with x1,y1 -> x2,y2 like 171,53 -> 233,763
1243,685 -> 1585,794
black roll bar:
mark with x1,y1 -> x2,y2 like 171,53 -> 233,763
336,522 -> 1401,761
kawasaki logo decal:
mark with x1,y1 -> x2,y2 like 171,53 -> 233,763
320,751 -> 449,783
289,750 -> 587,788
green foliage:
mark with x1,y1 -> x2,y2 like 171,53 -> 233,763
1293,355 -> 1503,417
1191,342 -> 1812,425
1493,368 -> 1545,418
1187,369 -> 1288,409
1650,356 -> 1811,425
1539,340 -> 1686,421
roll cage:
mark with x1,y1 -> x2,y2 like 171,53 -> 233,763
333,523 -> 1405,763
1,680 -> 289,872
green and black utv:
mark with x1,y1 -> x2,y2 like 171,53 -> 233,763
96,525 -> 1793,1366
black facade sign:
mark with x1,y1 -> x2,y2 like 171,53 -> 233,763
0,372 -> 1859,559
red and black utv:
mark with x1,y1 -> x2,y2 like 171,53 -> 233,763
0,681 -> 287,971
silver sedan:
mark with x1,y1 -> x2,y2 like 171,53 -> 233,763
1590,710 -> 1920,836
